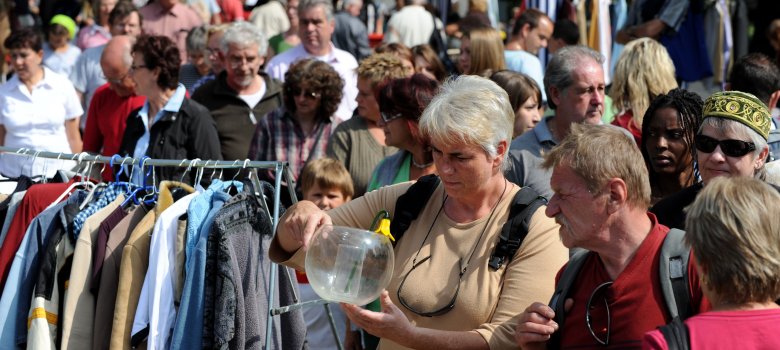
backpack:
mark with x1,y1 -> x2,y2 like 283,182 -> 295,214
658,317 -> 690,350
389,174 -> 547,270
427,13 -> 458,75
547,228 -> 692,349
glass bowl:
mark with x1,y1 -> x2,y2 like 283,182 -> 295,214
305,225 -> 395,305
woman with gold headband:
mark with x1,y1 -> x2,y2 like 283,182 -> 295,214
652,90 -> 779,229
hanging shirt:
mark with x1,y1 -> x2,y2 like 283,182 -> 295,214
184,180 -> 244,262
93,204 -> 148,350
111,181 -> 196,350
60,195 -> 125,350
70,184 -> 125,240
0,191 -> 77,349
26,191 -> 89,349
170,190 -> 233,349
132,192 -> 197,350
0,179 -> 74,291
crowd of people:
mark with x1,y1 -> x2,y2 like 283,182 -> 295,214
1,0 -> 780,349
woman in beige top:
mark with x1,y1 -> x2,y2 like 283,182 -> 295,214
270,75 -> 568,350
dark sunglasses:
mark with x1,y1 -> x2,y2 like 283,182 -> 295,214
287,87 -> 321,99
397,255 -> 462,317
694,134 -> 756,157
585,281 -> 613,346
380,111 -> 404,123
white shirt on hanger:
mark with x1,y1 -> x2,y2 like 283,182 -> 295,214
132,192 -> 198,350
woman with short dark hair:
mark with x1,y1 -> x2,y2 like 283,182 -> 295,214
118,35 -> 222,184
0,27 -> 83,178
367,73 -> 440,191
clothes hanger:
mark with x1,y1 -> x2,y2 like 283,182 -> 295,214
247,167 -> 272,220
122,156 -> 157,206
47,152 -> 96,209
79,159 -> 108,210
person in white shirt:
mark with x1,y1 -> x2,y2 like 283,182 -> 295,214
384,0 -> 436,48
265,0 -> 358,122
0,28 -> 82,178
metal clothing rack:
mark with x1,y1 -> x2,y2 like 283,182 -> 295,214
0,146 -> 299,349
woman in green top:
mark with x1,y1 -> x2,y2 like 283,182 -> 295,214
367,74 -> 440,191
268,0 -> 301,57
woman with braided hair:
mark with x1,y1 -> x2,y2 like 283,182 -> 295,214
641,88 -> 704,204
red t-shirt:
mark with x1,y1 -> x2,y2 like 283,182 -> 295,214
556,213 -> 705,349
82,84 -> 145,181
216,0 -> 245,23
611,110 -> 642,146
643,309 -> 780,350
0,180 -> 74,290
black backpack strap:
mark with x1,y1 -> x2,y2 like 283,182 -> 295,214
389,174 -> 440,245
658,316 -> 690,350
659,228 -> 692,320
547,249 -> 590,350
488,186 -> 547,270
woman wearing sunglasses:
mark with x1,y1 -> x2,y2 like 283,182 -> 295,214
250,58 -> 343,203
640,88 -> 704,205
270,76 -> 568,350
652,91 -> 774,230
366,74 -> 440,192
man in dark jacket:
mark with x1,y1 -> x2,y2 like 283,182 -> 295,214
192,21 -> 284,164
333,0 -> 372,61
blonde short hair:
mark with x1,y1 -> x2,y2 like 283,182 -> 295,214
419,75 -> 514,170
610,38 -> 677,128
299,158 -> 354,199
542,123 -> 651,208
356,53 -> 407,89
685,176 -> 780,304
463,27 -> 506,76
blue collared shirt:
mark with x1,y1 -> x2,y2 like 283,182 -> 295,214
132,84 -> 187,185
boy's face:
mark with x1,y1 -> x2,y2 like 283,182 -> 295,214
304,184 -> 349,210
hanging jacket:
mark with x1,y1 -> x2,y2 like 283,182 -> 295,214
118,98 -> 222,183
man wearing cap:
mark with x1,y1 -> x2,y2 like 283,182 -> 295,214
652,91 -> 776,230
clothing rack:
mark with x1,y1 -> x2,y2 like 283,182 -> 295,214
0,146 -> 297,349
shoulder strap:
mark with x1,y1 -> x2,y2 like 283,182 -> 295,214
659,228 -> 692,320
547,248 -> 590,350
488,186 -> 547,270
390,174 -> 440,245
658,317 -> 690,350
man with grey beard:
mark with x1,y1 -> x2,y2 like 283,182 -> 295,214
192,21 -> 283,163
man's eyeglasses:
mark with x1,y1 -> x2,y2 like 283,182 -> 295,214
103,71 -> 130,84
380,111 -> 404,123
396,255 -> 462,317
129,64 -> 147,73
585,281 -> 613,346
288,87 -> 321,99
694,134 -> 756,157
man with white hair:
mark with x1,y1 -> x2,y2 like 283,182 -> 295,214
265,0 -> 358,121
192,22 -> 284,162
